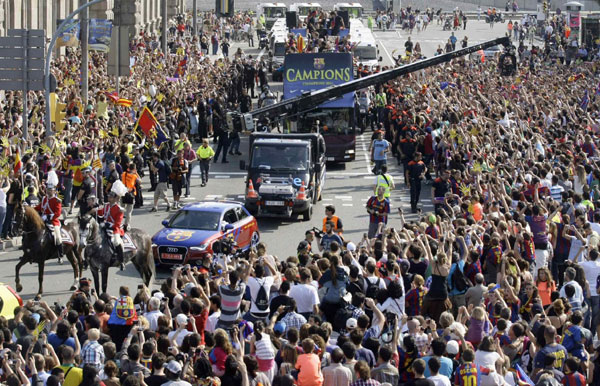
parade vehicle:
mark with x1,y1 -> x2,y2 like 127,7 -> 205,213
334,2 -> 364,18
349,19 -> 381,71
257,3 -> 288,29
290,2 -> 323,22
230,37 -> 511,160
240,133 -> 326,221
151,201 -> 259,267
268,18 -> 288,80
283,52 -> 357,162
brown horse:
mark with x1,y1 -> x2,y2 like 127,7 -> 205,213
14,206 -> 83,299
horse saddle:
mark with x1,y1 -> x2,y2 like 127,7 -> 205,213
59,229 -> 75,246
123,233 -> 137,253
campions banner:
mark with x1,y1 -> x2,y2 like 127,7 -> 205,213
283,53 -> 354,108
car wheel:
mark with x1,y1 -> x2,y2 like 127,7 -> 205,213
302,204 -> 313,221
250,231 -> 260,247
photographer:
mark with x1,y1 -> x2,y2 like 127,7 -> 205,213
317,221 -> 343,253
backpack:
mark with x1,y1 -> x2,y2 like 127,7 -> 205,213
333,306 -> 353,332
365,277 -> 381,299
254,279 -> 269,311
451,263 -> 472,292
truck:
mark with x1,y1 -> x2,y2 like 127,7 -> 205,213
257,3 -> 288,30
240,133 -> 326,221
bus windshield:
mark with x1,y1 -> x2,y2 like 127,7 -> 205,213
264,7 -> 286,17
297,109 -> 355,136
353,46 -> 377,60
298,6 -> 319,16
339,7 -> 362,18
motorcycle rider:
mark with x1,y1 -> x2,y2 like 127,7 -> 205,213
35,183 -> 64,261
92,190 -> 126,271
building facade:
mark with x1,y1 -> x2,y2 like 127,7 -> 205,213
0,0 -> 186,38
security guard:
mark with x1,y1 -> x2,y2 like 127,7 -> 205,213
322,205 -> 343,235
374,165 -> 395,199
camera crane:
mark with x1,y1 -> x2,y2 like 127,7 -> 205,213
231,36 -> 511,129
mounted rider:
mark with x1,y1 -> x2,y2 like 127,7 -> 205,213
34,182 -> 63,260
91,180 -> 126,271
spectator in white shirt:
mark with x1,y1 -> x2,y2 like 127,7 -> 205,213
144,297 -> 165,332
289,267 -> 320,319
559,267 -> 584,306
206,295 -> 221,333
427,357 -> 451,386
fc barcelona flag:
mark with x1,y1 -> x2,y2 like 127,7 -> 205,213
216,0 -> 234,17
108,296 -> 138,326
134,106 -> 169,147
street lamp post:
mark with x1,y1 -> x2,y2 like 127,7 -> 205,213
45,0 -> 105,138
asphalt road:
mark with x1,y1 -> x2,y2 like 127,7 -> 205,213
0,20 -> 509,303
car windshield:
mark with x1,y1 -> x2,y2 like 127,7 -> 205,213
251,145 -> 309,170
169,210 -> 221,230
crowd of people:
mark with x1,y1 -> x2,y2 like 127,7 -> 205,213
1,5 -> 600,386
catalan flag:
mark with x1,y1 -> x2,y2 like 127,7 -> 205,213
117,98 -> 133,107
13,149 -> 21,174
135,106 -> 169,147
105,91 -> 119,103
92,158 -> 102,170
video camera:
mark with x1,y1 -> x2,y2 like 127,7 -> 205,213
311,227 -> 325,238
212,238 -> 247,259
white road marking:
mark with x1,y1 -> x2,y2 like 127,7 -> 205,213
378,41 -> 394,65
342,203 -> 353,207
257,48 -> 266,61
214,175 -> 230,179
322,198 -> 333,201
236,195 -> 245,198
335,195 -> 352,200
205,194 -> 223,199
360,134 -> 371,174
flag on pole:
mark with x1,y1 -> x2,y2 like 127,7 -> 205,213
116,98 -> 132,107
514,364 -> 534,386
135,106 -> 169,147
92,158 -> 102,170
173,56 -> 188,78
581,89 -> 590,111
104,91 -> 119,103
13,149 -> 22,174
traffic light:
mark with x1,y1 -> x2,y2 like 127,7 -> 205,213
50,93 -> 67,132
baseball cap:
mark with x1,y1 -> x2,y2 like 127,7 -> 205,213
274,321 -> 286,334
346,242 -> 356,252
446,340 -> 459,355
153,291 -> 165,300
346,318 -> 357,329
175,314 -> 188,326
166,360 -> 182,374
399,259 -> 410,271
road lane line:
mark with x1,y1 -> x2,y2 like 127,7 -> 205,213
360,134 -> 371,174
342,203 -> 353,206
379,41 -> 394,65
214,175 -> 230,179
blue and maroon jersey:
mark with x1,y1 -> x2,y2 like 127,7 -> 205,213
454,362 -> 490,386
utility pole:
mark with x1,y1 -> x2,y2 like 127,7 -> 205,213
45,0 -> 105,138
193,0 -> 197,36
162,0 -> 168,56
80,0 -> 89,105
115,0 -> 121,95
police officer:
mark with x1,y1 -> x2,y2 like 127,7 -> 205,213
77,166 -> 96,216
374,165 -> 395,199
407,152 -> 427,213
35,183 -> 63,259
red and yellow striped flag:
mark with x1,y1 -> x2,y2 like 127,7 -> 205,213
117,98 -> 133,107
92,158 -> 102,170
